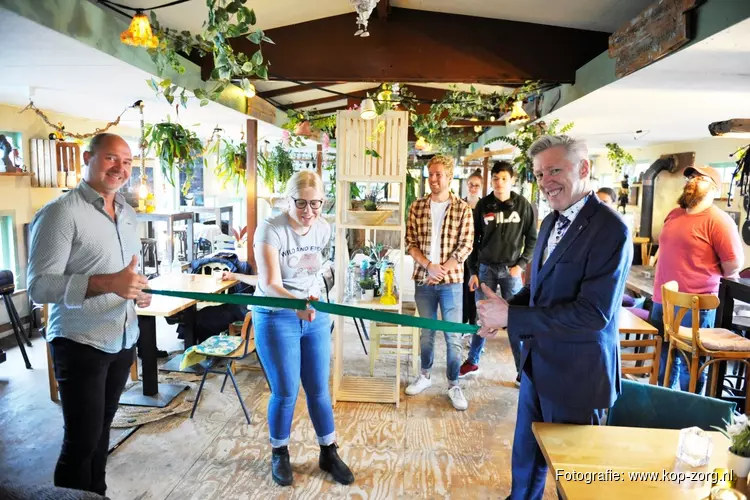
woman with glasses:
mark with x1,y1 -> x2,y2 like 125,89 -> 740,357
224,170 -> 354,487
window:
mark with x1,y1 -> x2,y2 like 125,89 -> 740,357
179,158 -> 205,207
0,213 -> 16,279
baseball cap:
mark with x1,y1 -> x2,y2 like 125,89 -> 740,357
684,165 -> 722,189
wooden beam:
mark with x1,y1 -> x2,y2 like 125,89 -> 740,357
482,148 -> 490,197
377,0 -> 390,20
709,118 -> 750,136
216,8 -> 608,84
288,87 -> 379,109
259,82 -> 342,99
312,104 -> 350,115
316,143 -> 323,178
450,120 -> 506,127
246,119 -> 258,270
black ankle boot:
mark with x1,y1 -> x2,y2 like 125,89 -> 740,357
319,443 -> 354,485
271,446 -> 293,486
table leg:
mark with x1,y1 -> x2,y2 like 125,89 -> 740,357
187,218 -> 194,262
167,218 -> 174,264
119,315 -> 188,407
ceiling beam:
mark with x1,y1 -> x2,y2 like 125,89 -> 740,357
209,8 -> 608,85
377,0 -> 390,20
287,87 -> 380,109
258,82 -> 343,99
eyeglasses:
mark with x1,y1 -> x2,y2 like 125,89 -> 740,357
292,198 -> 324,210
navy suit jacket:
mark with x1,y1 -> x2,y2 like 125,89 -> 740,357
507,194 -> 632,410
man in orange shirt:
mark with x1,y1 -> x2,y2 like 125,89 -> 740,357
651,165 -> 743,392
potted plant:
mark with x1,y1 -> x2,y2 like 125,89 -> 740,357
145,120 -> 203,195
606,143 -> 636,174
213,139 -> 247,191
359,278 -> 376,301
716,413 -> 750,477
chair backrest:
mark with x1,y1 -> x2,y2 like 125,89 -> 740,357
607,379 -> 735,431
620,334 -> 662,385
212,234 -> 236,252
661,281 -> 719,346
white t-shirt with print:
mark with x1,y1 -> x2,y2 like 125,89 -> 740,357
253,213 -> 331,300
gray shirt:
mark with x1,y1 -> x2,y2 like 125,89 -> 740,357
28,180 -> 141,353
253,213 -> 331,300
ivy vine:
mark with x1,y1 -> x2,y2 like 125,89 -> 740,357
145,0 -> 273,107
605,143 -> 636,174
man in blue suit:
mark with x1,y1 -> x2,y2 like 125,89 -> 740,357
477,135 -> 632,500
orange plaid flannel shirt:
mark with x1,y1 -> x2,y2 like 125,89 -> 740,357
405,192 -> 474,284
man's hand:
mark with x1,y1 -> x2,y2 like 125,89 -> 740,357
477,283 -> 509,329
468,275 -> 479,291
442,258 -> 460,272
135,291 -> 152,309
296,306 -> 316,322
478,326 -> 501,339
111,256 -> 148,300
221,271 -> 236,281
509,265 -> 523,279
427,262 -> 446,281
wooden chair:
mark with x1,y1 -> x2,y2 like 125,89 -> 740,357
620,334 -> 662,385
189,312 -> 267,425
369,302 -> 419,377
661,281 -> 750,413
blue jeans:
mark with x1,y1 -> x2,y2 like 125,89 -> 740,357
414,283 -> 464,384
468,264 -> 524,369
650,302 -> 716,394
253,308 -> 335,447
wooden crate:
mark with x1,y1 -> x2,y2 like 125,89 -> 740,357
336,110 -> 408,180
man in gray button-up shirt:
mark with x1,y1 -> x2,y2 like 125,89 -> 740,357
28,133 -> 150,496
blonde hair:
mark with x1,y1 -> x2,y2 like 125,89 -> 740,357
427,154 -> 455,179
284,169 -> 325,202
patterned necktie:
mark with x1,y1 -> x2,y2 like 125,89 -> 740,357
549,214 -> 571,255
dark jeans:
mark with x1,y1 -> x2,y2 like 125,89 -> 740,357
468,263 -> 523,368
50,338 -> 135,496
650,302 -> 716,393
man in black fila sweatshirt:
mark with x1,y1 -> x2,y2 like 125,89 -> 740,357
460,161 -> 538,383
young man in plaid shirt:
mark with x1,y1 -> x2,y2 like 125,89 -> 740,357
405,155 -> 474,410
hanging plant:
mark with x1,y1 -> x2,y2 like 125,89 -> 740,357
257,143 -> 295,194
145,121 -> 204,195
606,143 -> 636,174
213,139 -> 247,191
146,0 -> 273,108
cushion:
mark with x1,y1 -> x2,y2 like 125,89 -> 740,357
179,334 -> 243,370
608,379 -> 735,431
675,326 -> 750,351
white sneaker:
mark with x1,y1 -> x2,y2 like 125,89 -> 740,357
447,386 -> 468,411
405,375 -> 432,395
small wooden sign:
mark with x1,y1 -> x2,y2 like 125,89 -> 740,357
609,0 -> 703,78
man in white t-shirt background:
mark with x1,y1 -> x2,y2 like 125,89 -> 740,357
404,155 -> 475,410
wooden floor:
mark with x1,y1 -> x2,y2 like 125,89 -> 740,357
0,316 -> 557,499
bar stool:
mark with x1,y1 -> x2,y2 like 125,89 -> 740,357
0,270 -> 32,369
140,238 -> 159,275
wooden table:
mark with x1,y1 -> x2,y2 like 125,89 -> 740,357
119,273 -> 238,408
533,423 -> 734,499
627,265 -> 655,297
136,211 -> 195,264
619,307 -> 658,335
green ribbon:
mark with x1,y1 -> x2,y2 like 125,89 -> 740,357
145,289 -> 479,334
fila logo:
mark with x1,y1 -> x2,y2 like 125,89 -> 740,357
496,211 -> 521,224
